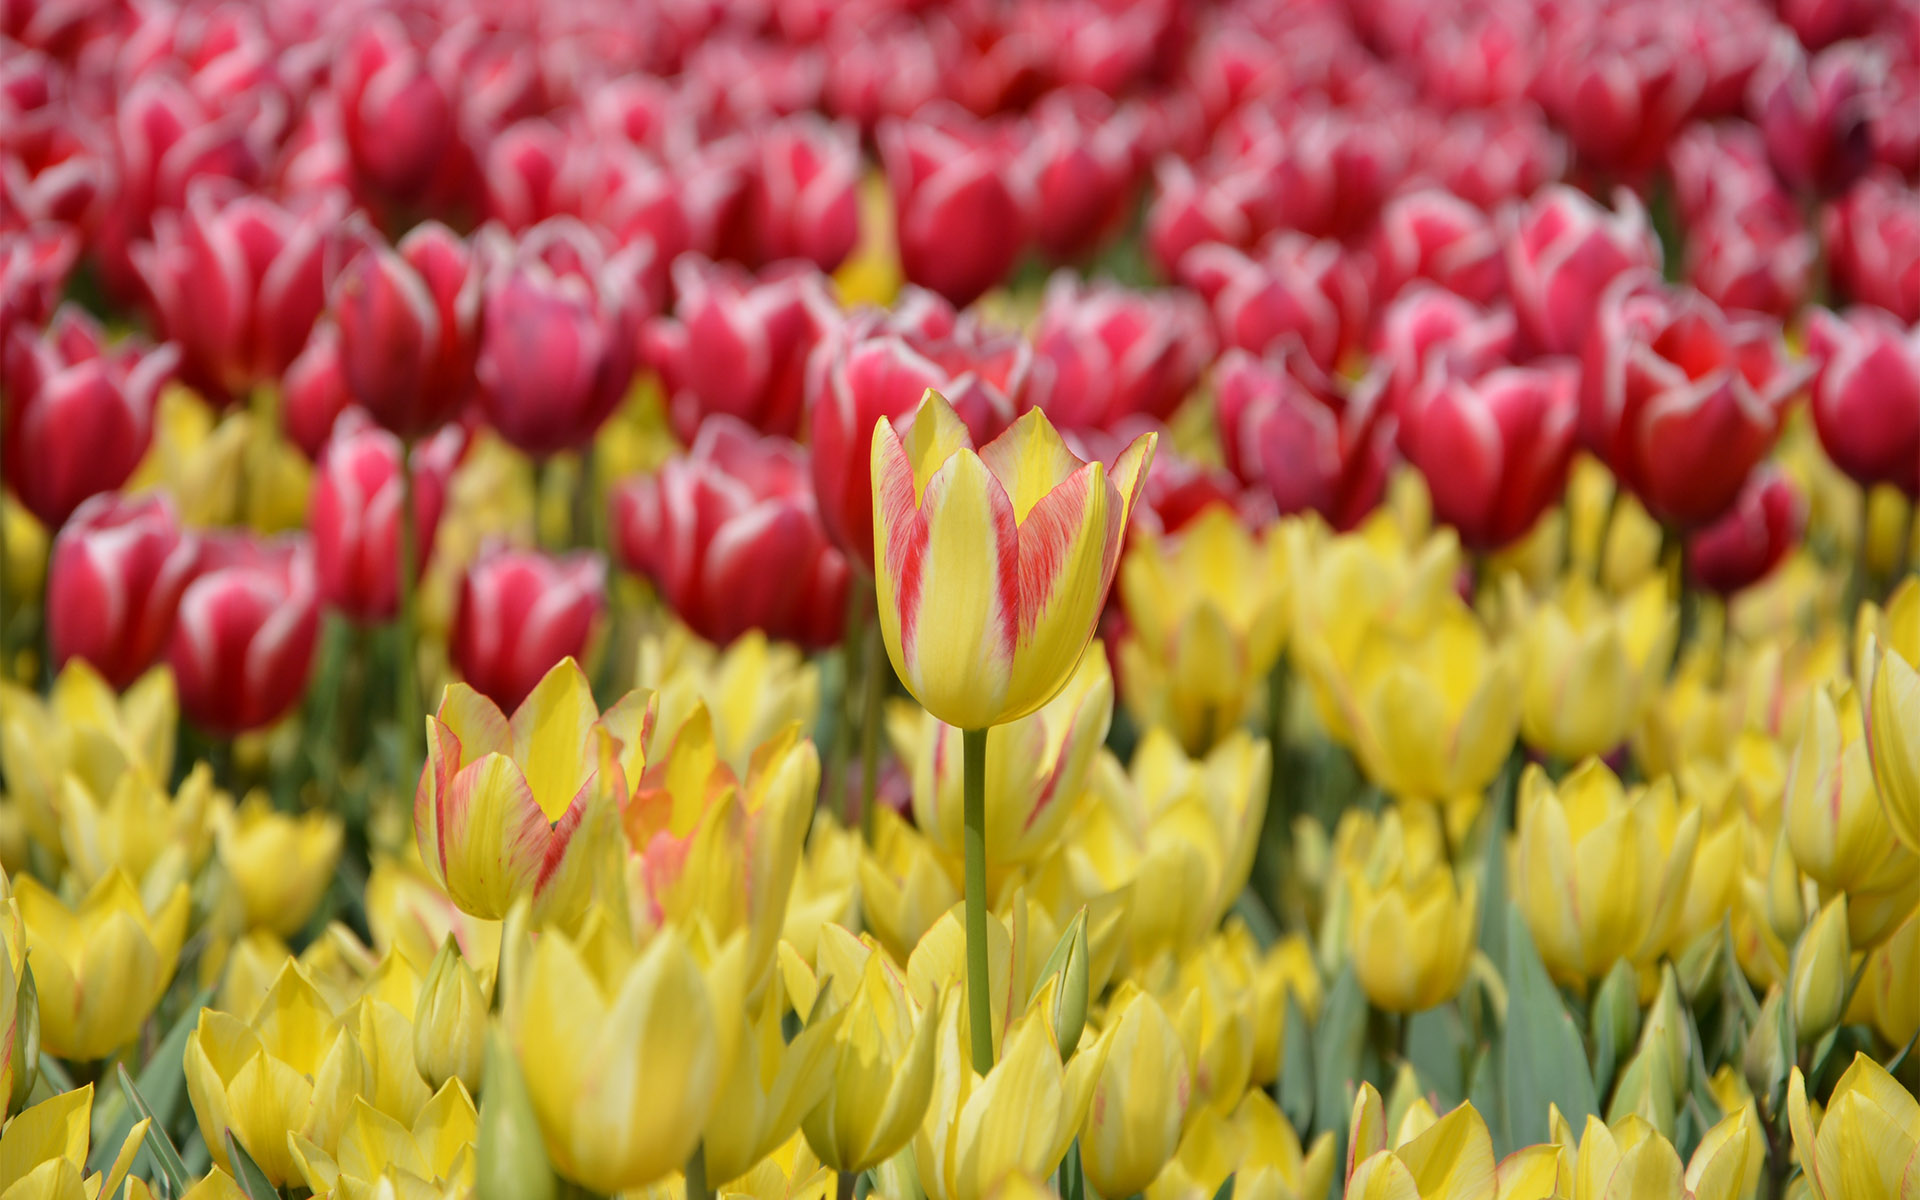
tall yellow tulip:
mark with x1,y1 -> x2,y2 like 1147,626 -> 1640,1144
1079,988 -> 1189,1198
1511,576 -> 1674,763
1864,582 -> 1920,855
1787,1055 -> 1920,1199
1346,809 -> 1477,1013
16,869 -> 188,1060
217,794 -> 343,938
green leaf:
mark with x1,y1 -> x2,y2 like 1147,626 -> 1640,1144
1279,990 -> 1314,1133
1058,1138 -> 1086,1200
116,1062 -> 193,1195
1588,958 -> 1641,1103
1498,904 -> 1599,1152
1405,1004 -> 1469,1108
225,1129 -> 279,1200
92,987 -> 211,1174
1231,889 -> 1280,951
1312,963 -> 1368,1158
1477,754 -> 1521,971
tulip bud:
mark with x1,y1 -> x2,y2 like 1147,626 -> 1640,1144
310,416 -> 463,623
281,324 -> 354,462
476,1028 -> 556,1200
1789,895 -> 1851,1046
6,954 -> 39,1118
415,936 -> 488,1093
1079,989 -> 1188,1199
331,16 -> 456,202
1028,909 -> 1090,1061
1803,306 -> 1920,496
1744,987 -> 1789,1104
45,493 -> 199,690
1179,234 -> 1369,371
166,534 -> 322,736
1824,173 -> 1920,323
1507,186 -> 1660,357
451,545 -> 605,713
1590,957 -> 1642,1089
1347,850 -> 1478,1013
1687,469 -> 1806,597
878,113 -> 1030,307
330,219 -> 481,439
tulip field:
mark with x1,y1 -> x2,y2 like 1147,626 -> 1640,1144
5,0 -> 1920,1196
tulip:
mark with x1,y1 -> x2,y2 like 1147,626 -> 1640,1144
1537,25 -> 1702,176
1862,903 -> 1919,1049
900,648 -> 1111,871
0,1085 -> 149,1200
1752,39 -> 1877,196
750,114 -> 861,270
1427,103 -> 1567,211
16,870 -> 188,1060
878,110 -> 1030,307
1581,277 -> 1805,530
612,418 -> 849,650
508,921 -> 740,1195
639,625 -> 821,773
310,416 -> 464,623
1024,274 -> 1214,432
1179,234 -> 1369,372
43,492 -> 198,690
1506,186 -> 1661,357
131,181 -> 345,405
1022,101 -> 1137,264
216,795 -> 343,939
1513,577 -> 1676,763
1144,158 -> 1255,280
1347,829 -> 1477,1013
1686,468 -> 1805,597
166,533 -> 321,736
699,982 -> 847,1186
1344,1084 -> 1510,1198
1401,358 -> 1580,552
1682,193 -> 1817,321
1212,349 -> 1394,533
1369,188 -> 1506,307
1370,286 -> 1518,418
0,223 -> 78,351
292,1083 -> 478,1200
646,257 -> 830,443
186,962 -> 368,1187
477,219 -> 648,458
414,936 -> 489,1093
1824,172 -> 1920,323
56,761 -> 215,914
331,15 -> 456,202
1115,508 -> 1289,753
1079,988 -> 1189,1198
1866,614 -> 1920,857
808,294 -> 1027,570
1788,1054 -> 1920,1200
1803,306 -> 1920,495
1,306 -> 175,528
414,658 -> 639,923
329,219 -> 482,439
450,545 -> 605,713
857,808 -> 961,963
1516,762 -> 1701,986
280,324 -> 354,462
1789,895 -> 1851,1046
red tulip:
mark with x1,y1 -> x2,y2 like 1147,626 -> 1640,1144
330,219 -> 481,440
0,221 -> 76,350
1181,233 -> 1369,372
1506,185 -> 1662,357
1143,157 -> 1255,280
576,146 -> 692,306
1065,421 -> 1260,539
1421,102 -> 1567,211
612,417 -> 849,649
46,493 -> 199,690
2,306 -> 175,528
483,117 -> 577,232
807,291 -> 1026,569
476,219 -> 648,458
1581,276 -> 1807,529
451,544 -> 605,712
1538,14 -> 1704,176
1370,285 -> 1518,416
281,324 -> 354,462
1401,358 -> 1581,551
750,113 -> 861,271
1779,0 -> 1888,50
1412,6 -> 1543,108
1805,306 -> 1920,494
645,257 -> 830,444
167,533 -> 321,736
1687,468 -> 1805,595
1025,273 -> 1213,431
1751,38 -> 1877,196
1824,172 -> 1920,322
1370,188 -> 1506,307
878,109 -> 1031,307
1022,97 -> 1137,263
310,415 -> 464,623
1683,195 -> 1816,320
132,181 -> 345,406
1214,347 -> 1394,532
332,15 -> 456,203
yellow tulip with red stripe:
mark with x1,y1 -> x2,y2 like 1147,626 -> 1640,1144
871,390 -> 1154,731
1788,1054 -> 1920,1200
1864,577 -> 1920,856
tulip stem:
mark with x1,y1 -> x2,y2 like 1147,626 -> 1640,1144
685,1143 -> 713,1200
397,440 -> 422,770
962,725 -> 994,1073
858,589 -> 884,841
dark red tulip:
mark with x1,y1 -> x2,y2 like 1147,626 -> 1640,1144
47,493 -> 199,690
1214,347 -> 1395,532
878,109 -> 1031,307
1370,285 -> 1518,417
1022,97 -> 1136,263
1751,38 -> 1877,196
451,544 -> 605,712
1180,233 -> 1369,372
750,114 -> 861,271
330,219 -> 481,440
1825,172 -> 1920,322
332,15 -> 456,203
1804,306 -> 1920,494
1687,468 -> 1805,595
310,415 -> 464,623
281,324 -> 354,463
167,533 -> 320,736
1506,185 -> 1662,357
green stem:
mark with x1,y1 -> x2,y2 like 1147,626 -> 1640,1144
396,440 -> 422,772
827,582 -> 864,825
685,1143 -> 713,1200
962,726 -> 994,1073
858,588 -> 884,842
1845,485 -> 1873,626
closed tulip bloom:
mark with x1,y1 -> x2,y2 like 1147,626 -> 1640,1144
17,869 -> 188,1060
1804,306 -> 1920,495
1370,286 -> 1518,418
1079,989 -> 1189,1198
0,1085 -> 149,1200
1212,349 -> 1394,533
280,324 -> 354,461
1515,577 -> 1676,763
1788,1055 -> 1920,1200
186,962 -> 368,1187
1866,617 -> 1920,857
414,937 -> 488,1093
2,306 -> 175,528
414,658 -> 640,923
1516,762 -> 1701,986
44,492 -> 198,689
1790,895 -> 1852,1046
509,923 -> 738,1195
1686,468 -> 1805,596
1025,274 -> 1214,432
1862,904 -> 1920,1049
450,545 -> 604,713
1752,39 -> 1877,196
331,15 -> 455,202
1682,193 -> 1817,321
871,392 -> 1154,731
1506,186 -> 1661,357
330,220 -> 481,440
612,418 -> 850,650
1179,234 -> 1369,372
878,112 -> 1030,307
1347,836 -> 1477,1012
1824,172 -> 1920,322
1370,188 -> 1507,307
216,795 -> 343,939
750,114 -> 861,270
310,416 -> 463,623
166,534 -> 321,736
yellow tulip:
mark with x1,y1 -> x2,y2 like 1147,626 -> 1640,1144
1853,574 -> 1918,688
1511,576 -> 1674,763
0,662 -> 175,857
782,813 -> 861,962
0,870 -> 22,1119
1861,901 -> 1920,1048
834,169 -> 903,309
124,1172 -> 251,1200
215,793 -> 343,938
291,1081 -> 478,1200
507,920 -> 739,1194
0,1084 -> 147,1200
871,390 -> 1154,730
365,855 -> 501,979
1343,1081 -> 1503,1200
1632,652 -> 1734,780
858,807 -> 961,965
723,1133 -> 835,1200
700,986 -> 847,1186
1161,948 -> 1255,1120
1145,1089 -> 1335,1200
1347,812 -> 1477,1013
912,1000 -> 1108,1200
414,657 -> 642,923
0,499 -> 46,619
414,936 -> 489,1093
1787,1055 -> 1920,1200
1200,924 -> 1320,1089
1789,894 -> 1851,1047
1078,987 -> 1188,1197
1115,507 -> 1290,753
900,648 -> 1112,872
1514,761 -> 1699,986
792,925 -> 941,1174
639,624 -> 820,772
16,869 -> 187,1060
1865,619 -> 1920,857
1683,1104 -> 1766,1200
186,962 -> 369,1186
56,760 -> 215,910
133,385 -> 312,531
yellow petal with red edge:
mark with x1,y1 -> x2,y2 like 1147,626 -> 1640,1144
431,754 -> 548,920
509,657 -> 601,822
999,459 -> 1112,724
979,409 -> 1086,521
904,391 -> 976,502
1393,1103 -> 1495,1200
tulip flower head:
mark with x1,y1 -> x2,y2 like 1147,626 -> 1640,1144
1787,1054 -> 1920,1199
45,491 -> 199,689
450,544 -> 605,713
166,533 -> 322,737
871,392 -> 1153,731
